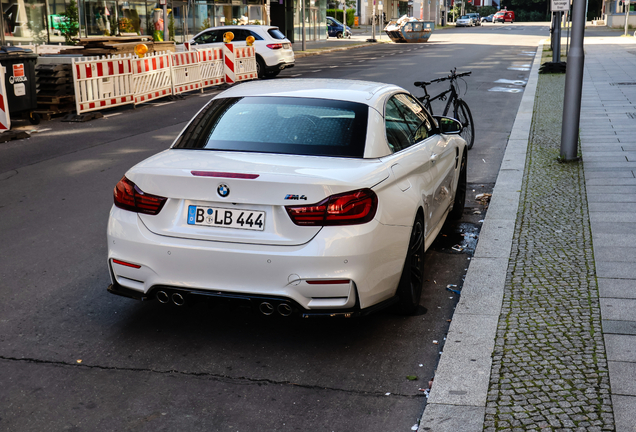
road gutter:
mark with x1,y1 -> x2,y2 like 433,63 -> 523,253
417,40 -> 545,432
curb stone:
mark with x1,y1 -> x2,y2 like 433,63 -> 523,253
417,40 -> 544,432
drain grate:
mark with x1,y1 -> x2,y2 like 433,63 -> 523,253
610,82 -> 636,86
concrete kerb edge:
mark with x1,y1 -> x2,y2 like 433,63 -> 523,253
417,40 -> 544,432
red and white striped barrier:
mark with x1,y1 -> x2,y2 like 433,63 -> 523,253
197,45 -> 225,89
72,55 -> 134,114
171,51 -> 202,95
223,43 -> 257,84
0,66 -> 10,130
132,52 -> 173,104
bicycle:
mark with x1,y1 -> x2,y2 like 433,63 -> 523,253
414,68 -> 475,150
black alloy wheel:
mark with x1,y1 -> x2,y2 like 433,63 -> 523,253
395,216 -> 425,315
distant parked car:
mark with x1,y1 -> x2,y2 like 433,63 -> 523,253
481,14 -> 495,23
466,13 -> 481,26
187,25 -> 295,79
327,16 -> 352,38
456,15 -> 473,27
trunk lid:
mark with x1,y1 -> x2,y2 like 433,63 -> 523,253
130,149 -> 389,246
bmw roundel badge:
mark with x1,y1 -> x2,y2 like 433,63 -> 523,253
217,183 -> 230,198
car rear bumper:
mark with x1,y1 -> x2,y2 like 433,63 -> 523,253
107,280 -> 399,317
266,61 -> 294,73
107,207 -> 410,312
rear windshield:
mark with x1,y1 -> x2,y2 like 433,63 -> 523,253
267,28 -> 286,40
172,96 -> 369,158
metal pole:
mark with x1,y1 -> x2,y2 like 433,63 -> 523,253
301,0 -> 306,51
163,2 -> 168,41
371,1 -> 376,41
560,0 -> 586,161
566,10 -> 570,56
625,0 -> 630,36
0,0 -> 6,45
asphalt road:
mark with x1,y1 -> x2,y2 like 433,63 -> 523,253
0,23 -> 547,431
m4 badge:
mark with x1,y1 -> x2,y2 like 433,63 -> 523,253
284,194 -> 307,201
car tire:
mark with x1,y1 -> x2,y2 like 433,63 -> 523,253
395,214 -> 425,315
266,70 -> 281,78
256,56 -> 266,79
449,151 -> 467,220
455,100 -> 475,150
336,31 -> 343,38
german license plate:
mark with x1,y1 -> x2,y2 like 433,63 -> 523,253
187,205 -> 265,231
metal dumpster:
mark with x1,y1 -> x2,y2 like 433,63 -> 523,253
385,20 -> 434,43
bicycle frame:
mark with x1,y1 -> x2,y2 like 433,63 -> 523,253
418,80 -> 460,118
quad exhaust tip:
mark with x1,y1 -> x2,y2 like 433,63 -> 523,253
156,290 -> 169,304
278,303 -> 293,317
259,302 -> 274,315
172,292 -> 185,306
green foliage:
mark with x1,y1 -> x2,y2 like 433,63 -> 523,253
169,12 -> 175,42
450,3 -> 475,20
516,10 -> 548,22
60,0 -> 80,45
326,8 -> 354,26
346,8 -> 354,26
200,17 -> 212,31
479,6 -> 497,16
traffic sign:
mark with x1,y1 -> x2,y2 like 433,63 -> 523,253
551,0 -> 570,11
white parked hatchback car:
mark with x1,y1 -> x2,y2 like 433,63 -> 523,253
187,25 -> 294,78
456,15 -> 473,27
107,79 -> 467,317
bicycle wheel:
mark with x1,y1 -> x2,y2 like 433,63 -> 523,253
455,100 -> 475,150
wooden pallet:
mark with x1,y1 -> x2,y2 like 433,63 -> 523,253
37,94 -> 75,104
34,108 -> 75,121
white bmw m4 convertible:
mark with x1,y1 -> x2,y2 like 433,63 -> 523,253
107,79 -> 467,317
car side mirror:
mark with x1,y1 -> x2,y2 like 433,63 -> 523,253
434,116 -> 462,134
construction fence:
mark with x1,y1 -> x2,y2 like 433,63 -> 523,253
72,43 -> 257,115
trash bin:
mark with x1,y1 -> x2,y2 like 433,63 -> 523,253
0,46 -> 39,124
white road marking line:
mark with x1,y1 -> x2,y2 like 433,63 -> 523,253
289,74 -> 303,77
152,101 -> 176,107
103,112 -> 122,118
311,69 -> 322,72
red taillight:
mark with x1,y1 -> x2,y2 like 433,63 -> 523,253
286,188 -> 378,226
112,259 -> 141,269
266,43 -> 283,50
113,177 -> 167,215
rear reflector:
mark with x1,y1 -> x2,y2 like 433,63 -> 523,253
112,259 -> 141,269
286,188 -> 378,226
114,177 -> 167,215
191,171 -> 259,179
306,279 -> 350,285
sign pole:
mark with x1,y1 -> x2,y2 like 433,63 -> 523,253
560,0 -> 585,161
